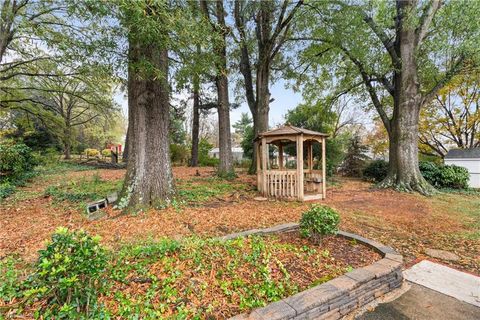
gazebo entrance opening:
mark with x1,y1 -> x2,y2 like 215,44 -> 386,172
255,125 -> 328,201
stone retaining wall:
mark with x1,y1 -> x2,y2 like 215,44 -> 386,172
221,223 -> 403,320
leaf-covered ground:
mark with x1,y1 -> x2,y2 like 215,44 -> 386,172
1,164 -> 479,275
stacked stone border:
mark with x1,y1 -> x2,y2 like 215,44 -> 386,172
218,223 -> 403,320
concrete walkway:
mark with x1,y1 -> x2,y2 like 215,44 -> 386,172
356,260 -> 480,320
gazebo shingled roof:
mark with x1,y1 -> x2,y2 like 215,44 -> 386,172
255,124 -> 329,140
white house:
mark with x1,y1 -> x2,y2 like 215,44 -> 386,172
209,147 -> 244,162
444,148 -> 480,188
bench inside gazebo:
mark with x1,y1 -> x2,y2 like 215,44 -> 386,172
255,125 -> 328,201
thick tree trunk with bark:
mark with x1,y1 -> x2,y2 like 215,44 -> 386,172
190,78 -> 200,167
216,73 -> 234,175
200,0 -> 234,176
119,38 -> 174,211
250,64 -> 271,173
233,0 -> 302,174
377,0 -> 435,194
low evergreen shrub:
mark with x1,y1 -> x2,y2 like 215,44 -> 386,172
300,205 -> 340,244
25,228 -> 108,318
362,160 -> 388,182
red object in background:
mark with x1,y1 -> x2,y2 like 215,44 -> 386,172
106,143 -> 122,154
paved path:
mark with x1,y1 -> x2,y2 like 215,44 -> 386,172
357,260 -> 480,320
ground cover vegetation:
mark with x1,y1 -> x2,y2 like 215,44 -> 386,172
0,210 -> 379,319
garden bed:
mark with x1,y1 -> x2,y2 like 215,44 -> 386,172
1,226 -> 383,319
101,230 -> 381,319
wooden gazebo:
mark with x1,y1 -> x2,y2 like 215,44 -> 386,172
255,125 -> 329,201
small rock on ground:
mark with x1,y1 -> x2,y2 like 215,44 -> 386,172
425,248 -> 460,261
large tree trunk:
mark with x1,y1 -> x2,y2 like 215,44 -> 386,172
123,126 -> 130,163
190,77 -> 200,167
377,0 -> 434,194
119,38 -> 174,211
249,64 -> 270,173
213,0 -> 234,176
216,73 -> 234,175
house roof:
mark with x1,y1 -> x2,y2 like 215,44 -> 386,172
445,148 -> 480,159
256,125 -> 329,139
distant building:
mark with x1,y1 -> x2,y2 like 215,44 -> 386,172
444,148 -> 480,188
209,147 -> 244,162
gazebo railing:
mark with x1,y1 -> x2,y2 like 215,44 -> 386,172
260,170 -> 298,198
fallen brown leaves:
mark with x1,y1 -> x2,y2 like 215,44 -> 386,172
1,168 -> 478,275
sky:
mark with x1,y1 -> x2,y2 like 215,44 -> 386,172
114,78 -> 303,130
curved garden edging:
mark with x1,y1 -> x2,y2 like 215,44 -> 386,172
219,223 -> 404,320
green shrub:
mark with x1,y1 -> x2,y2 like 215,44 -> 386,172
101,149 -> 111,157
419,161 -> 441,186
170,143 -> 189,165
0,181 -> 16,199
300,205 -> 340,243
25,227 -> 108,318
84,148 -> 100,157
236,159 -> 252,169
0,257 -> 22,302
362,160 -> 388,182
363,160 -> 469,190
0,141 -> 37,182
438,165 -> 469,189
199,156 -> 220,167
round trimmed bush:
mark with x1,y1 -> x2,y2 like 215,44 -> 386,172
300,205 -> 340,244
438,165 -> 469,189
84,148 -> 100,157
101,149 -> 111,157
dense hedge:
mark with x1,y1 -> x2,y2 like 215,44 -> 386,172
362,160 -> 389,182
0,141 -> 38,198
363,160 -> 470,189
0,142 -> 37,181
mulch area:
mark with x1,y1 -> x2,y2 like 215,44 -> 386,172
101,232 -> 380,319
1,167 -> 479,275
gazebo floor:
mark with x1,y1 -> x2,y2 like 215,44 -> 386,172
253,193 -> 323,202
304,193 -> 323,201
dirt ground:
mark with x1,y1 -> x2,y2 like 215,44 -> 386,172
1,166 -> 479,274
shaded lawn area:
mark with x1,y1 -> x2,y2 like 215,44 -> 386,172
0,164 -> 479,275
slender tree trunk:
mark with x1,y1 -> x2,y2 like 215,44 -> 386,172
63,141 -> 71,159
216,72 -> 234,175
119,37 -> 174,211
377,0 -> 434,194
63,125 -> 71,160
190,76 -> 200,167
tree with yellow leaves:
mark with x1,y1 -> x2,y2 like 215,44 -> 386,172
419,71 -> 480,158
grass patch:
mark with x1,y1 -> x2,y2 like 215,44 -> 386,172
430,193 -> 480,239
175,177 -> 250,204
44,173 -> 121,207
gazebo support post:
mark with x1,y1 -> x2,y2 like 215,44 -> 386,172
279,143 -> 284,170
297,134 -> 304,201
308,141 -> 313,173
322,137 -> 326,199
261,138 -> 268,196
